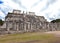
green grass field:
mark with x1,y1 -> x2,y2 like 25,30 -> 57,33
0,32 -> 60,43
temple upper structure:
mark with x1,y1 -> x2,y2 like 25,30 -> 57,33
4,10 -> 47,32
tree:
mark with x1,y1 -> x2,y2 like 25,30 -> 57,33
51,19 -> 60,23
0,19 -> 4,26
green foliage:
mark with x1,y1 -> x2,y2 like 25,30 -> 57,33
0,19 -> 4,26
51,19 -> 60,23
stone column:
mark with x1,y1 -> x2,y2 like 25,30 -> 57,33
12,22 -> 14,31
19,22 -> 20,31
22,23 -> 24,30
28,22 -> 30,30
35,23 -> 37,29
7,21 -> 10,31
30,23 -> 33,30
23,23 -> 24,31
30,23 -> 31,30
24,23 -> 26,31
14,23 -> 17,31
16,23 -> 19,31
47,23 -> 50,31
20,23 -> 23,31
26,23 -> 28,30
6,21 -> 8,31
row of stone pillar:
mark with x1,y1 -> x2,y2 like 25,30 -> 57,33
6,21 -> 60,32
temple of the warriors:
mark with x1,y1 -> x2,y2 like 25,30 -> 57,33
0,10 -> 60,34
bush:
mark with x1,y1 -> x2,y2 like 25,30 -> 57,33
0,19 -> 4,26
51,19 -> 60,23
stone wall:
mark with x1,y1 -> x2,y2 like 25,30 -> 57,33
0,10 -> 60,34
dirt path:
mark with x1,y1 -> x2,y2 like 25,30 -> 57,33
19,31 -> 60,43
1,31 -> 60,43
45,31 -> 60,37
17,40 -> 41,43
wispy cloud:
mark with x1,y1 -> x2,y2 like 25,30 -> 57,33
0,0 -> 60,21
41,0 -> 56,11
31,0 -> 41,7
12,0 -> 27,11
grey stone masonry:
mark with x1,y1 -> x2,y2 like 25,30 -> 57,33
0,10 -> 60,34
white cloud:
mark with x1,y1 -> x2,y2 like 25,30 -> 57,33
0,10 -> 5,16
41,0 -> 60,21
0,0 -> 60,21
2,0 -> 21,10
20,0 -> 39,9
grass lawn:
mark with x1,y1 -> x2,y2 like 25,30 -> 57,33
0,32 -> 60,43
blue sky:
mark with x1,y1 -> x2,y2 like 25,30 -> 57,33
0,0 -> 60,21
0,1 -> 3,4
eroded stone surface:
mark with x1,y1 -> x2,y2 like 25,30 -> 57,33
0,10 -> 60,34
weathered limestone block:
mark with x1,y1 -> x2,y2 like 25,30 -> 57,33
1,10 -> 60,34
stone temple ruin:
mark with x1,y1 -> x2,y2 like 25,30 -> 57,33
0,10 -> 60,34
